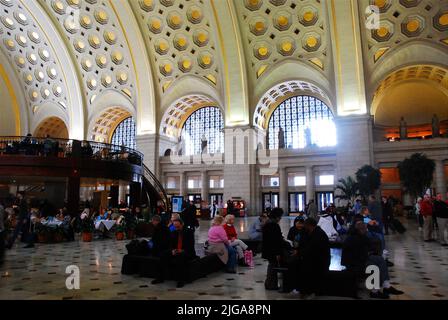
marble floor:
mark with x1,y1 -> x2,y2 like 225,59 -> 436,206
0,216 -> 447,300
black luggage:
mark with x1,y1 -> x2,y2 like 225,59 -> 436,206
391,218 -> 406,234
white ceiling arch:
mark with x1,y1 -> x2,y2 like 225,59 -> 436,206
0,0 -> 84,137
0,47 -> 27,135
372,64 -> 448,126
160,93 -> 221,139
253,79 -> 334,130
87,89 -> 135,143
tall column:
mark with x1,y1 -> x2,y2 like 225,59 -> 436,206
119,184 -> 127,202
67,176 -> 80,217
306,166 -> 315,204
208,0 -> 249,126
279,167 -> 288,212
179,171 -> 187,198
328,0 -> 367,115
201,170 -> 209,203
435,160 -> 447,200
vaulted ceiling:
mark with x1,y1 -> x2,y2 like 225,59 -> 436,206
0,0 -> 447,139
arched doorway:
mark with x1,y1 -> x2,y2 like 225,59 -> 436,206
34,117 -> 69,139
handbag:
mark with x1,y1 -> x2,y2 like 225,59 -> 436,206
244,250 -> 254,268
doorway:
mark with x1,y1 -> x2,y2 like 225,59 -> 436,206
316,192 -> 334,212
262,192 -> 279,211
289,192 -> 306,213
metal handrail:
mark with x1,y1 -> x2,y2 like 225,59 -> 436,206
142,164 -> 171,212
0,136 -> 143,166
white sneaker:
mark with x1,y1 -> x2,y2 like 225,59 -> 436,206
418,227 -> 423,231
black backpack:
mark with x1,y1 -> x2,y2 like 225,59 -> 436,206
126,239 -> 150,255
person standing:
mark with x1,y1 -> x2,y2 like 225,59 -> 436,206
0,201 -> 5,265
262,208 -> 288,290
296,218 -> 331,298
181,201 -> 198,233
306,200 -> 318,220
381,196 -> 393,235
415,197 -> 423,231
6,193 -> 29,249
209,201 -> 218,218
421,194 -> 434,242
433,193 -> 448,246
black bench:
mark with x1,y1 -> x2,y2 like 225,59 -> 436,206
121,253 -> 224,282
273,267 -> 358,298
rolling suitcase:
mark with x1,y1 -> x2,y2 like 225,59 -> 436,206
391,218 -> 406,234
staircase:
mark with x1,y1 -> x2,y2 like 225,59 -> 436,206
141,164 -> 171,212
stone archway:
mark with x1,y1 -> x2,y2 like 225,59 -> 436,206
34,117 -> 69,139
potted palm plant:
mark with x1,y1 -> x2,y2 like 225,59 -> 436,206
52,226 -> 65,243
115,222 -> 125,241
80,218 -> 94,242
35,223 -> 49,243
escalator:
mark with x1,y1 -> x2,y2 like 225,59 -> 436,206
141,164 -> 171,213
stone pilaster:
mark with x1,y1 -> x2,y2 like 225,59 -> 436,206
336,115 -> 374,180
306,166 -> 315,204
435,160 -> 447,200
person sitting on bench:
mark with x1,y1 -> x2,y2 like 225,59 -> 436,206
149,215 -> 170,257
223,214 -> 249,266
151,218 -> 197,288
207,215 -> 238,273
249,213 -> 268,241
295,218 -> 330,298
342,221 -> 404,299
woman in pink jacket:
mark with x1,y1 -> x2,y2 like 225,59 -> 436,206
207,215 -> 237,273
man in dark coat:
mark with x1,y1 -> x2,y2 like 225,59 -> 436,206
262,208 -> 289,290
152,218 -> 197,288
150,215 -> 170,257
342,221 -> 404,299
6,193 -> 30,249
181,201 -> 198,232
296,218 -> 330,296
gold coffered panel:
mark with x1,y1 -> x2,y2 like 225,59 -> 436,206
131,0 -> 220,93
235,0 -> 329,81
361,0 -> 448,65
40,0 -> 136,106
0,0 -> 69,110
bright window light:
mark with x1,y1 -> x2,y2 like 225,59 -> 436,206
294,176 -> 306,186
319,175 -> 334,186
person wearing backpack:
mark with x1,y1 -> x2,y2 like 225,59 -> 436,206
433,193 -> 448,246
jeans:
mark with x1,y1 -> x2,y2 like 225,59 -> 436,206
367,231 -> 385,253
8,218 -> 25,247
226,245 -> 237,271
423,216 -> 433,241
230,239 -> 248,259
437,217 -> 448,244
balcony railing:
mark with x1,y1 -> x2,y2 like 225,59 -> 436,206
0,136 -> 143,166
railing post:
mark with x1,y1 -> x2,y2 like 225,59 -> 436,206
71,140 -> 81,158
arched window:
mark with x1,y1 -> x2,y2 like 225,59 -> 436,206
181,106 -> 224,155
268,95 -> 336,149
111,117 -> 136,149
